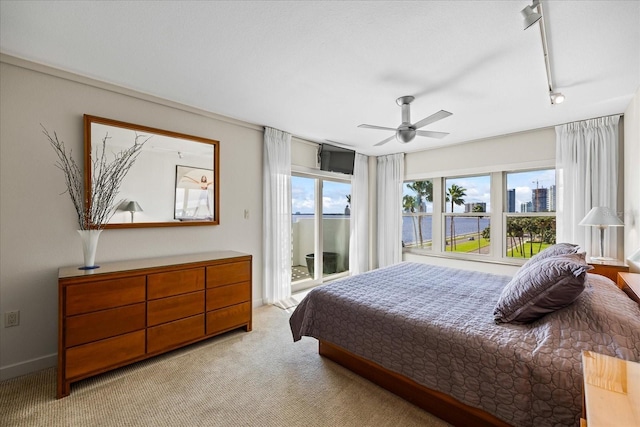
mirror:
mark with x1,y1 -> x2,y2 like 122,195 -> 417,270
84,115 -> 219,228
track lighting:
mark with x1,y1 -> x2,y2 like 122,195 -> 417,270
521,0 -> 565,105
521,1 -> 541,30
550,92 -> 565,105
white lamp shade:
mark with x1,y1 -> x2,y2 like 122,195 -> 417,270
578,207 -> 624,227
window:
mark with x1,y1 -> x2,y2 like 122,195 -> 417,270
444,175 -> 491,254
291,174 -> 351,288
505,169 -> 556,259
402,180 -> 433,250
401,168 -> 556,263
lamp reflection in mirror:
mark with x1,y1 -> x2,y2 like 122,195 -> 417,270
579,206 -> 624,260
124,201 -> 143,223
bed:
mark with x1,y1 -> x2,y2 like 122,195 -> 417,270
289,259 -> 640,427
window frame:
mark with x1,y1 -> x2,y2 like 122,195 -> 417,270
402,167 -> 556,265
402,179 -> 434,251
291,167 -> 352,292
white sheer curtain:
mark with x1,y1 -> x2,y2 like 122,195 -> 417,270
556,115 -> 620,258
349,153 -> 369,274
377,153 -> 404,268
263,127 -> 292,304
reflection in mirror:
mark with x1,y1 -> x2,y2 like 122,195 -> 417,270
84,115 -> 219,228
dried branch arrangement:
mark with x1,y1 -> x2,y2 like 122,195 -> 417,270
43,126 -> 150,230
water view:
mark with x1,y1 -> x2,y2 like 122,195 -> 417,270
402,216 -> 489,245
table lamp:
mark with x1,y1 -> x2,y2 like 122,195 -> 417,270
578,206 -> 624,260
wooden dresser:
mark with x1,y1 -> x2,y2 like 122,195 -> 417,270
57,251 -> 252,398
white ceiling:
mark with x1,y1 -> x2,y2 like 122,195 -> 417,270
1,1 -> 638,156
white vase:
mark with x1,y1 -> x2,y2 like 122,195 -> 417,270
77,229 -> 102,269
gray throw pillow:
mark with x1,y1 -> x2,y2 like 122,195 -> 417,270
494,252 -> 592,324
520,242 -> 580,271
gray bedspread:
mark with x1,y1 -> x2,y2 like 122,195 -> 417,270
289,262 -> 640,427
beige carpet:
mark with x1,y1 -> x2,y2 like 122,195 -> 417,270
0,306 -> 451,427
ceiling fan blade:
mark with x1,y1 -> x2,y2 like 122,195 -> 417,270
374,135 -> 396,146
412,110 -> 452,130
358,124 -> 397,132
415,130 -> 449,139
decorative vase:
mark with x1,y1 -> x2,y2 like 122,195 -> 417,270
77,229 -> 102,270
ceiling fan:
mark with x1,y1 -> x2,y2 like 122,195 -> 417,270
359,96 -> 452,146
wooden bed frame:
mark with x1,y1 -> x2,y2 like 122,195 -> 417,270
318,271 -> 637,427
319,340 -> 511,427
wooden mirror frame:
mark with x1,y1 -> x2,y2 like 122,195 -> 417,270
84,115 -> 220,228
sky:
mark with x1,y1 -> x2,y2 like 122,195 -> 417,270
292,176 -> 351,215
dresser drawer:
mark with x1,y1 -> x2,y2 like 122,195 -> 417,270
206,302 -> 251,335
66,277 -> 146,316
147,314 -> 205,354
65,330 -> 145,379
206,261 -> 251,288
65,303 -> 146,348
147,268 -> 205,299
206,282 -> 250,311
147,291 -> 204,327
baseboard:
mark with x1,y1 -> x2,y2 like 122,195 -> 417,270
0,353 -> 56,381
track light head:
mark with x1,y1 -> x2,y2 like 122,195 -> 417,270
550,92 -> 565,105
521,2 -> 542,30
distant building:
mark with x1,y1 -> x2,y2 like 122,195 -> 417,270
548,185 -> 556,212
532,188 -> 548,212
464,202 -> 486,213
521,201 -> 533,213
507,189 -> 516,212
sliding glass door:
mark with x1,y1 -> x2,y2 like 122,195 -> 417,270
291,174 -> 351,290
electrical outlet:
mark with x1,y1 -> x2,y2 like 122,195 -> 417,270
5,311 -> 19,327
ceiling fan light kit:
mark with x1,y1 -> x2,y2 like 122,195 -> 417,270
359,96 -> 452,146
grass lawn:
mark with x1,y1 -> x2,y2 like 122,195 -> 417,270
446,237 -> 490,253
507,242 -> 553,258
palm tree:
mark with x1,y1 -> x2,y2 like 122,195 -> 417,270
402,195 -> 419,246
406,181 -> 432,247
507,217 -> 525,256
521,217 -> 538,258
472,204 -> 485,253
445,184 -> 466,250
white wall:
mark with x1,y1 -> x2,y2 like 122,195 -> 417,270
624,86 -> 640,272
291,137 -> 319,169
405,127 -> 556,179
0,55 -> 264,379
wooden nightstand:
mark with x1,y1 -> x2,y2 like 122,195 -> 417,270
617,272 -> 640,305
588,258 -> 629,282
581,351 -> 640,427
